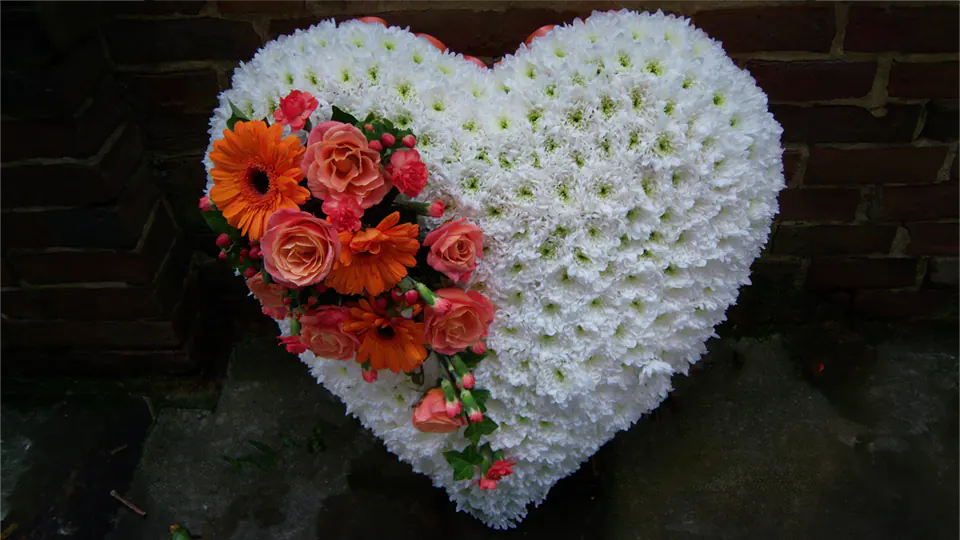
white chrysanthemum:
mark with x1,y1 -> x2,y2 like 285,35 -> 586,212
205,10 -> 784,529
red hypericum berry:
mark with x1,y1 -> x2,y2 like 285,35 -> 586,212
381,133 -> 396,147
238,256 -> 245,264
243,267 -> 257,278
240,248 -> 250,258
249,246 -> 261,259
369,140 -> 383,152
404,289 -> 419,304
374,297 -> 388,311
316,284 -> 328,293
470,341 -> 486,355
216,233 -> 230,248
364,123 -> 374,131
401,135 -> 416,148
304,296 -> 316,306
391,288 -> 404,301
218,251 -> 227,260
461,372 -> 476,390
282,296 -> 292,305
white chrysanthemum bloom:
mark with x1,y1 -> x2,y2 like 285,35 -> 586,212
204,10 -> 784,529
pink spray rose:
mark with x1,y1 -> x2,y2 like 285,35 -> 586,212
423,219 -> 483,283
299,306 -> 360,360
387,149 -> 428,198
272,90 -> 319,132
246,272 -> 288,319
301,121 -> 391,210
260,209 -> 341,288
424,288 -> 494,355
412,388 -> 468,433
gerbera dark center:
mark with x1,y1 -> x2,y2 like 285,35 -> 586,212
250,169 -> 271,194
377,324 -> 396,339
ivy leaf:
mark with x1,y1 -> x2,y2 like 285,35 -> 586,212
471,389 -> 491,412
460,444 -> 484,465
227,101 -> 249,131
459,349 -> 487,370
464,417 -> 499,446
202,209 -> 231,235
443,450 -> 476,482
331,105 -> 359,124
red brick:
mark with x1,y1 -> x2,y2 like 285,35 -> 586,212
921,101 -> 959,142
1,38 -> 106,120
218,1 -> 306,14
782,149 -> 802,187
1,259 -> 15,287
1,123 -> 143,209
0,2 -> 102,70
906,222 -> 959,255
772,105 -> 921,144
888,62 -> 960,100
805,146 -> 948,185
104,18 -> 262,64
929,257 -> 959,287
2,347 -> 198,378
141,113 -> 212,155
10,201 -> 177,285
2,282 -> 173,320
2,319 -> 187,350
806,258 -> 918,289
777,188 -> 860,222
881,184 -> 959,221
1,82 -> 126,161
122,70 -> 220,114
101,1 -> 205,16
773,225 -> 896,256
744,61 -> 876,102
846,5 -> 959,53
692,6 -> 834,53
270,6 -> 674,56
1,164 -> 159,250
750,259 -> 802,286
853,289 -> 953,319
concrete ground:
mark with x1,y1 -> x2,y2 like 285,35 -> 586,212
2,319 -> 957,539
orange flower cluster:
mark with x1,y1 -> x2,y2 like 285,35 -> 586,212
325,212 -> 420,297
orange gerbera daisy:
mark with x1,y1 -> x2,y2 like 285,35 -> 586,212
208,120 -> 310,240
325,211 -> 419,296
343,297 -> 427,373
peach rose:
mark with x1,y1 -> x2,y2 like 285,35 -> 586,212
299,306 -> 360,360
246,272 -> 288,319
260,209 -> 340,288
423,219 -> 484,283
424,288 -> 494,355
412,388 -> 467,433
301,121 -> 392,209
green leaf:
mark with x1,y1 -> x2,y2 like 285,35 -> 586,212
459,349 -> 487,370
453,463 -> 475,481
202,209 -> 231,235
471,389 -> 491,412
464,417 -> 499,446
227,101 -> 249,131
331,105 -> 359,124
461,444 -> 484,465
443,450 -> 476,481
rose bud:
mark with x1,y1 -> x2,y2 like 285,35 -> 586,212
362,366 -> 378,383
428,200 -> 445,218
445,398 -> 462,418
198,196 -> 213,211
461,372 -> 476,390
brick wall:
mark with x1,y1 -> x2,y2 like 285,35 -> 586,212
2,1 -> 957,379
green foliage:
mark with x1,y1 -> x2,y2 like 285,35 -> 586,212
226,101 -> 250,131
464,417 -> 498,446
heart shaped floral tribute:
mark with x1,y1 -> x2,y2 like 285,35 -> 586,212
202,10 -> 784,528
